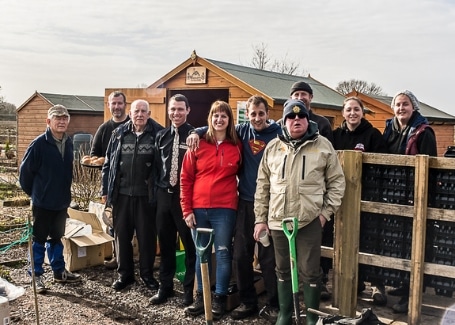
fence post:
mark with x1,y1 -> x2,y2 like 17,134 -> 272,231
408,154 -> 429,325
334,150 -> 362,317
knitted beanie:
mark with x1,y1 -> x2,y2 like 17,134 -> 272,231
290,81 -> 313,96
391,90 -> 419,111
282,99 -> 308,122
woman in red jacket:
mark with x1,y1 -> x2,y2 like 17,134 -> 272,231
181,100 -> 242,320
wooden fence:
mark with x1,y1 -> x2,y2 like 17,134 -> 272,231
325,151 -> 455,325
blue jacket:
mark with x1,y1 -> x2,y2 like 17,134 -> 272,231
236,122 -> 282,201
19,128 -> 73,210
102,118 -> 163,206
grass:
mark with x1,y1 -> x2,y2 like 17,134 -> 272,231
0,182 -> 23,200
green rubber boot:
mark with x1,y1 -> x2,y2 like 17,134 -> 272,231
303,282 -> 321,325
276,279 -> 293,325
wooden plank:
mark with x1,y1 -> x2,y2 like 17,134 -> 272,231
427,207 -> 455,222
356,252 -> 455,278
361,201 -> 414,217
358,253 -> 411,271
334,150 -> 362,317
409,155 -> 429,325
424,262 -> 455,278
429,156 -> 455,169
362,152 -> 416,167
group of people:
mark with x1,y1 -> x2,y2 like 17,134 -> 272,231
19,80 -> 436,324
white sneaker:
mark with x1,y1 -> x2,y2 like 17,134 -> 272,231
53,269 -> 82,283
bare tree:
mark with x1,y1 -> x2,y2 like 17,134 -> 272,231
0,87 -> 17,117
336,79 -> 386,96
270,53 -> 300,75
251,42 -> 271,70
250,43 -> 304,76
2,102 -> 16,114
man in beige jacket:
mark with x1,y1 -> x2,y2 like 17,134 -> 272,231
253,99 -> 345,325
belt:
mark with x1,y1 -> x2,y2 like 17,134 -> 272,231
161,187 -> 178,194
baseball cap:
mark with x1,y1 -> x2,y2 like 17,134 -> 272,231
48,105 -> 70,118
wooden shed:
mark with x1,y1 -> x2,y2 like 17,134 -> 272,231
16,91 -> 104,164
347,90 -> 455,157
104,51 -> 346,129
105,51 -> 455,157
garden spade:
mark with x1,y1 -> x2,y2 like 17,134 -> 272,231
195,228 -> 215,325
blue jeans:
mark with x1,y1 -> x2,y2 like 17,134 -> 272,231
192,208 -> 236,296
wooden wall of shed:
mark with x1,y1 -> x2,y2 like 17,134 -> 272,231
70,115 -> 103,135
144,69 -> 252,124
17,96 -> 49,164
104,88 -> 167,126
432,124 -> 455,156
17,95 -> 103,165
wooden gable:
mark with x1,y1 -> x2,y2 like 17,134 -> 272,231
16,92 -> 103,164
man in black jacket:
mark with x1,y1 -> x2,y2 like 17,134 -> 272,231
150,94 -> 196,306
91,90 -> 130,270
290,81 -> 334,143
102,99 -> 164,292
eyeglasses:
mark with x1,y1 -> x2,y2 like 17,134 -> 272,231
286,113 -> 306,120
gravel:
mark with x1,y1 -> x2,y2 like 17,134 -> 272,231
0,205 -> 272,325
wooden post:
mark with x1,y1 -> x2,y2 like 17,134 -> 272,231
333,150 -> 362,317
408,155 -> 429,325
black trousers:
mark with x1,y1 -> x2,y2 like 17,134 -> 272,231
156,187 -> 196,293
320,218 -> 334,281
233,199 -> 278,307
31,206 -> 67,275
113,194 -> 156,280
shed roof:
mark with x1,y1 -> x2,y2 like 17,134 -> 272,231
206,58 -> 345,109
371,94 -> 455,121
17,91 -> 104,113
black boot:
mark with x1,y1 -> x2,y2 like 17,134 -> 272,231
303,282 -> 321,325
184,291 -> 204,316
212,294 -> 227,320
276,279 -> 293,325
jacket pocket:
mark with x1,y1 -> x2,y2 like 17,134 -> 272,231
269,183 -> 286,220
298,185 -> 323,223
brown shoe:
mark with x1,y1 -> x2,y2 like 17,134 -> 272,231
104,257 -> 118,270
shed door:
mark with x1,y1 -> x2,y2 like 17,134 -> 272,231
169,89 -> 229,128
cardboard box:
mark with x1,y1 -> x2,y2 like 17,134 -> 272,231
88,201 -> 113,259
65,218 -> 93,237
64,208 -> 114,271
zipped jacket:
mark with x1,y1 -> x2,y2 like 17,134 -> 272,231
254,122 -> 345,230
102,118 -> 163,206
180,138 -> 242,218
19,128 -> 73,210
383,111 -> 437,156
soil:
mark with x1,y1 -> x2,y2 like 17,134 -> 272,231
0,205 -> 273,325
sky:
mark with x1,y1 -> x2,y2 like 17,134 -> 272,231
1,0 -> 455,115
